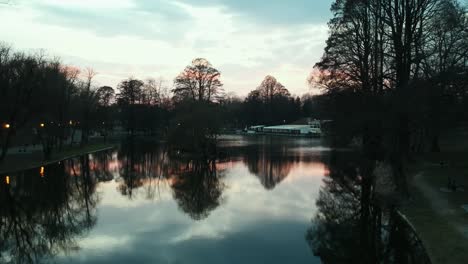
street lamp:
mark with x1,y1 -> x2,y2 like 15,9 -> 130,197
40,123 -> 45,128
3,123 -> 10,129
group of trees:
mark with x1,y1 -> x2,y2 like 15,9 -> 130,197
0,47 -> 325,162
0,43 -> 115,160
312,0 -> 468,194
238,75 -> 303,126
116,77 -> 171,136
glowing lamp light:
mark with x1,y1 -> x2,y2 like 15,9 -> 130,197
69,120 -> 73,125
4,123 -> 10,129
40,123 -> 45,128
40,166 -> 45,177
5,176 -> 10,185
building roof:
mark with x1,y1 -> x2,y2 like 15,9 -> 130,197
263,125 -> 312,130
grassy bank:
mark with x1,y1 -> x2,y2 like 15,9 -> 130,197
402,128 -> 468,264
0,142 -> 118,174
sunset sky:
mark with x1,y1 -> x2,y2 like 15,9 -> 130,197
0,0 -> 333,96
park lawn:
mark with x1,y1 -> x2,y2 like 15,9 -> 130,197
402,169 -> 468,264
402,129 -> 468,264
0,142 -> 117,174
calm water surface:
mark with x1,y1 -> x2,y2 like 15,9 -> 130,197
1,136 -> 331,264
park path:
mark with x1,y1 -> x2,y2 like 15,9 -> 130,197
404,170 -> 468,264
413,172 -> 468,239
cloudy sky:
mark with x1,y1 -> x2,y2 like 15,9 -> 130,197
0,0 -> 333,96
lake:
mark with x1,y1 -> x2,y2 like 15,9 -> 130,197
0,136 -> 429,263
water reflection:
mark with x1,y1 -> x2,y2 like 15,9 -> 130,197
307,151 -> 431,264
224,137 -> 325,190
114,140 -> 226,220
0,157 -> 98,263
243,144 -> 295,190
0,137 -> 431,264
170,159 -> 224,220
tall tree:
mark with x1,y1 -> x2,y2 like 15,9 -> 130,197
0,45 -> 46,161
172,58 -> 223,102
256,75 -> 290,104
117,78 -> 144,136
244,75 -> 294,125
96,86 -> 115,107
95,86 -> 115,140
79,68 -> 97,145
422,0 -> 468,151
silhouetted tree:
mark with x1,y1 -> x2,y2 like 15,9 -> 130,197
242,75 -> 300,125
117,78 -> 144,136
172,58 -> 223,102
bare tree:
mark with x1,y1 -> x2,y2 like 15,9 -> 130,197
0,45 -> 46,161
96,86 -> 115,107
80,68 -> 97,145
172,58 -> 223,102
256,75 -> 290,104
117,78 -> 144,135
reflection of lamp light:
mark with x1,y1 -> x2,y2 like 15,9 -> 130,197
5,176 -> 9,185
69,120 -> 73,125
40,166 -> 45,177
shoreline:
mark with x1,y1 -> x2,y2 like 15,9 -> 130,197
401,154 -> 468,264
0,144 -> 117,174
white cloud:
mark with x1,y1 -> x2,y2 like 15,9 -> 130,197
0,0 -> 329,95
24,0 -> 135,9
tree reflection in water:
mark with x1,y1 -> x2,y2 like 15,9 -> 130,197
307,151 -> 431,264
170,159 -> 224,220
117,139 -> 168,199
243,144 -> 297,190
116,140 -> 225,220
115,139 -> 319,209
0,156 -> 98,264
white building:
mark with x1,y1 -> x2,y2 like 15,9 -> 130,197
246,120 -> 322,137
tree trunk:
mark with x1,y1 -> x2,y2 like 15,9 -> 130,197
0,130 -> 13,163
431,134 -> 440,153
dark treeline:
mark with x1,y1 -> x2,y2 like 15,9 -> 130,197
309,0 -> 468,195
0,48 -> 320,162
222,75 -> 304,127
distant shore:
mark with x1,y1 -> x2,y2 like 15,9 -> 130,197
0,142 -> 117,174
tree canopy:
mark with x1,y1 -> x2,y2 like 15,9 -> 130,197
172,58 -> 223,102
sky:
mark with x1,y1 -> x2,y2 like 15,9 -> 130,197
0,0 -> 333,96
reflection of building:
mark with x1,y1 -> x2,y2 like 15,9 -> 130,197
262,124 -> 321,136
